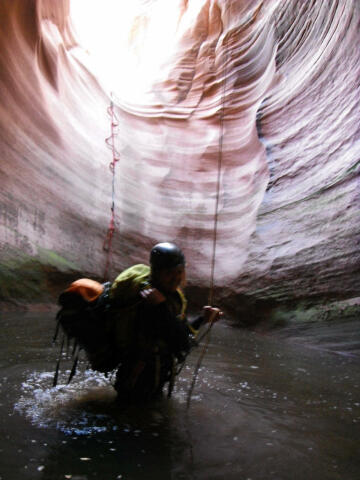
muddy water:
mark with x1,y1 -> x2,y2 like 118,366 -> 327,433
0,312 -> 359,480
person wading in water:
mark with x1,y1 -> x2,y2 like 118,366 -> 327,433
54,242 -> 221,404
110,242 -> 221,403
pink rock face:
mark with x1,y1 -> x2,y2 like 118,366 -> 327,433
0,0 -> 359,318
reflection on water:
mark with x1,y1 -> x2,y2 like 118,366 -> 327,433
0,312 -> 359,480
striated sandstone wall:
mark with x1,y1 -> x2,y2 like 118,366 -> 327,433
0,0 -> 110,303
236,0 -> 360,322
0,0 -> 359,321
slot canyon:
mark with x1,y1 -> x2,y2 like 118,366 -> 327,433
1,2 -> 360,480
1,0 -> 359,323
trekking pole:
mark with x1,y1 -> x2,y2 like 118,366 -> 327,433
186,309 -> 219,410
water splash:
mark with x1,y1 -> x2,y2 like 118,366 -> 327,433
14,368 -> 118,435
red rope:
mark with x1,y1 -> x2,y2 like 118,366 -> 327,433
105,101 -> 120,172
103,95 -> 121,281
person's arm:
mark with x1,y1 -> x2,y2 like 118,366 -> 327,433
140,290 -> 222,355
189,315 -> 204,331
189,306 -> 222,331
140,289 -> 190,359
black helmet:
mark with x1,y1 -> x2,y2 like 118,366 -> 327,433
150,242 -> 185,270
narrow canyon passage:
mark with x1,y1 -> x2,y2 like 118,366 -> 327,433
1,0 -> 359,318
1,1 -> 360,479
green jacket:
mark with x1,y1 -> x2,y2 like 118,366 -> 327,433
109,264 -> 188,356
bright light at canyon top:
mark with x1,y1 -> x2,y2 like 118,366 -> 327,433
70,0 -> 184,102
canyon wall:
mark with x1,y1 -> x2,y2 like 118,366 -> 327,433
0,0 -> 359,322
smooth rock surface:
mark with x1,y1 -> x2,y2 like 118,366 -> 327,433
0,0 -> 359,320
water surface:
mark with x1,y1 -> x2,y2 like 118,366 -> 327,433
0,312 -> 359,480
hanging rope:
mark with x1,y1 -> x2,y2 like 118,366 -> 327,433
186,45 -> 228,410
207,62 -> 226,308
103,93 -> 121,281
